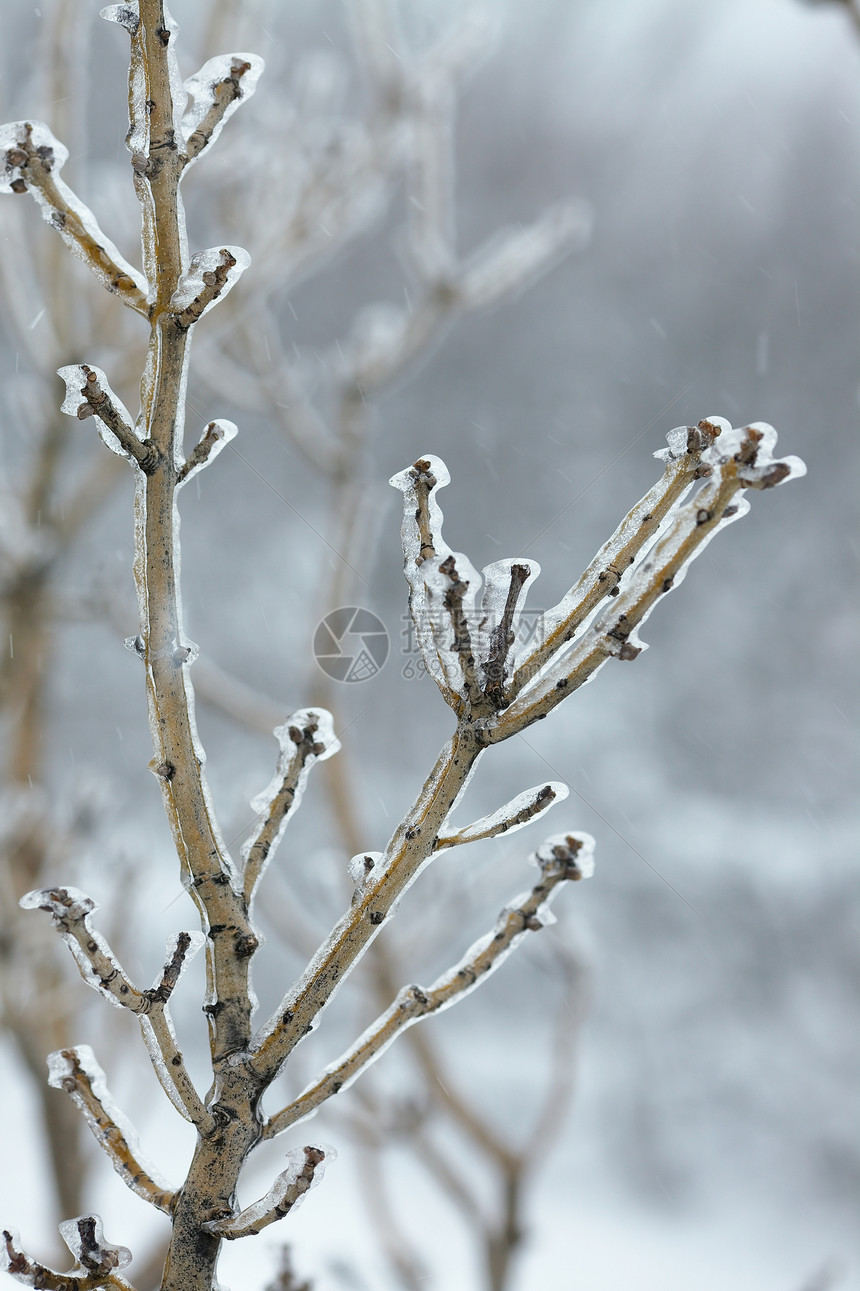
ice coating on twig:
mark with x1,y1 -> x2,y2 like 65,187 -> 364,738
475,556 -> 540,697
264,827 -> 595,1139
529,831 -> 596,881
248,710 -> 340,819
121,1 -> 184,148
420,546 -> 483,702
2,1219 -> 132,1288
182,54 -> 265,164
20,885 -> 202,1013
391,455 -> 544,711
495,418 -> 806,736
58,1215 -> 132,1273
348,851 -> 383,898
178,419 -> 238,485
0,121 -> 148,305
390,454 -> 483,700
438,782 -> 568,850
20,884 -> 209,1127
201,1146 -> 331,1238
591,419 -> 805,654
242,710 -> 340,904
0,121 -> 69,192
169,245 -> 250,322
99,4 -> 139,34
56,364 -> 140,462
47,1046 -> 176,1211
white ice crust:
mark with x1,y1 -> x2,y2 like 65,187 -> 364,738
56,363 -> 139,460
58,1214 -> 132,1271
249,709 -> 340,818
391,454 -> 543,705
530,831 -> 596,880
0,120 -> 148,297
439,781 -> 568,849
169,244 -> 251,317
47,1044 -> 176,1197
182,53 -> 265,165
178,418 -> 238,486
347,851 -> 383,896
209,1144 -> 332,1235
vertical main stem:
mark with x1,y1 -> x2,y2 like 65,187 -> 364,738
133,0 -> 256,1066
131,6 -> 263,1287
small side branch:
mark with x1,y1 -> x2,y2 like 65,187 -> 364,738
57,365 -> 156,470
250,724 -> 484,1083
242,711 -> 340,906
20,887 -> 213,1129
437,553 -> 483,710
21,886 -> 183,1014
21,886 -> 155,1011
435,782 -> 567,850
0,121 -> 148,312
177,419 -> 237,485
494,420 -> 806,737
390,456 -> 491,709
482,562 -> 532,707
169,247 -> 248,332
264,832 -> 594,1139
3,1219 -> 135,1291
183,56 -> 264,163
201,1148 -> 328,1239
508,421 -> 720,698
47,1048 -> 175,1215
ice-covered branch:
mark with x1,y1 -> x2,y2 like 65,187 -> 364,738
169,247 -> 249,332
177,419 -> 237,485
508,418 -> 723,696
436,782 -> 567,850
264,832 -> 593,1140
20,886 -> 193,1013
182,55 -> 264,163
19,887 -> 212,1128
0,121 -> 148,312
391,456 -> 541,714
200,1147 -> 329,1239
393,421 -> 804,740
495,419 -> 806,738
46,1047 -> 175,1214
249,725 -> 485,1083
242,712 -> 341,906
56,365 -> 156,471
2,1217 -> 135,1291
20,885 -> 157,1010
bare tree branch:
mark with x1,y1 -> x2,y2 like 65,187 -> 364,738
0,122 -> 148,312
46,1048 -> 175,1215
201,1148 -> 328,1239
264,832 -> 593,1139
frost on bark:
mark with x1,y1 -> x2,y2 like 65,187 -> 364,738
0,4 -> 804,1290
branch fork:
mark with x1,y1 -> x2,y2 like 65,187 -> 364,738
391,420 -> 805,741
